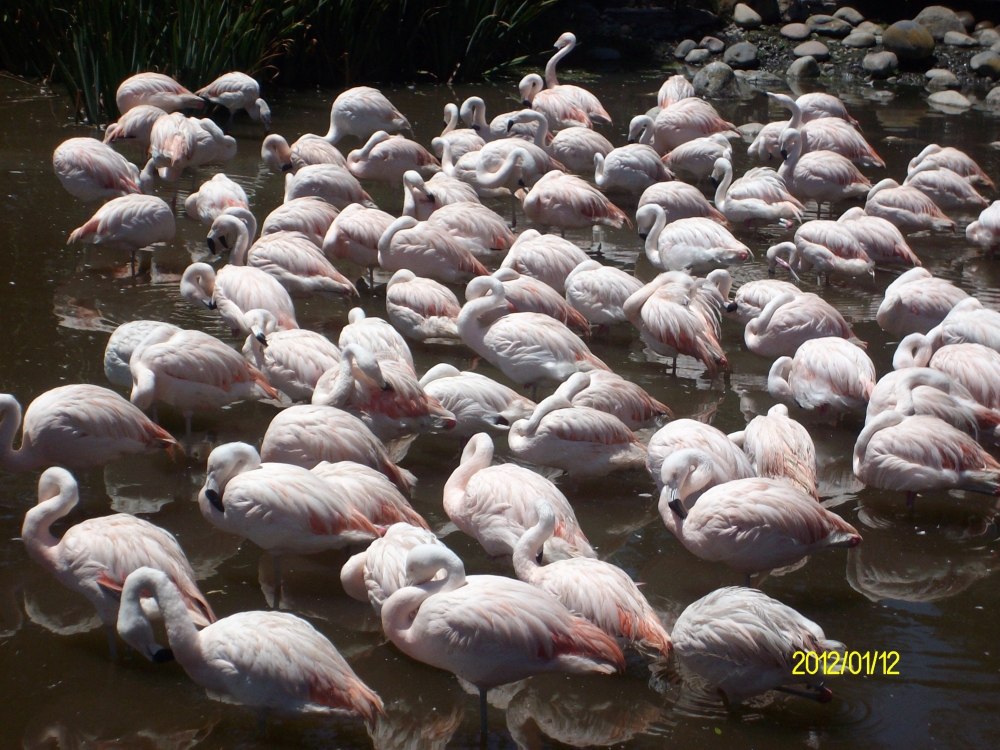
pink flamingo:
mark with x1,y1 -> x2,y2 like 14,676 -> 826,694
385,270 -> 461,341
402,169 -> 481,221
514,498 -> 672,656
103,104 -> 166,149
310,461 -> 428,530
260,404 -> 415,495
492,267 -> 590,335
966,200 -> 1000,251
854,412 -> 1000,505
564,260 -> 643,327
506,109 -> 613,173
926,297 -> 1000,351
0,385 -> 179,472
283,164 -> 374,209
115,73 -> 204,113
895,341 -> 1000,411
745,292 -> 860,358
877,268 -> 967,337
636,100 -> 738,154
143,112 -> 200,181
346,131 -> 439,187
657,74 -> 695,108
724,278 -> 801,324
261,133 -> 346,173
196,71 -> 270,130
426,201 -> 514,253
729,404 -> 817,498
638,181 -> 728,225
837,207 -> 920,266
67,194 -> 175,269
499,230 -> 590,294
768,337 -> 876,417
766,93 -> 883,167
908,144 -> 995,189
180,261 -> 299,335
459,95 -> 543,143
904,163 -> 988,211
381,544 -> 624,736
712,157 -> 804,227
104,320 -> 181,387
338,308 -> 414,373
261,197 -> 340,247
437,102 -> 485,160
378,215 -> 487,284
322,203 -> 394,287
518,33 -> 612,129
865,178 -> 955,232
23,467 -> 213,655
673,587 -> 845,705
665,133 -> 732,179
475,145 -> 565,228
310,86 -> 410,146
766,236 -> 873,286
418,365 -> 536,438
52,137 -> 140,202
595,120 -> 673,194
117,567 -> 383,722
509,373 -> 647,478
184,173 -> 247,225
443,433 -> 596,560
636,205 -> 750,274
340,523 -> 443,612
647,419 -> 754,492
567,369 -> 670,429
779,128 -> 871,211
522,171 -> 630,233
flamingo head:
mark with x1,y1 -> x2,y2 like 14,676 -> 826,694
243,309 -> 278,346
254,99 -> 272,132
459,97 -> 485,129
554,32 -> 576,50
405,544 -> 465,587
117,568 -> 176,663
261,134 -> 292,173
779,128 -> 802,160
658,449 -> 717,519
635,204 -> 661,240
201,442 -> 262,512
341,344 -> 390,391
519,74 -> 544,106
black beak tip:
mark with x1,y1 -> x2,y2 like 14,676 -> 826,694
204,299 -> 217,310
639,232 -> 648,240
206,237 -> 216,254
507,120 -> 514,132
627,138 -> 636,144
152,648 -> 175,664
710,176 -> 719,187
219,236 -> 229,250
472,124 -> 480,131
205,488 -> 224,513
255,333 -> 267,345
281,163 -> 292,172
725,302 -> 738,313
668,498 -> 687,519
381,383 -> 393,392
521,100 -> 531,107
780,150 -> 788,160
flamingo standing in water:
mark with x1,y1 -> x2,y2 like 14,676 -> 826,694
104,320 -> 182,388
103,104 -> 167,149
261,133 -> 346,173
310,461 -> 428,530
474,144 -> 565,227
647,419 -> 754,492
378,215 -> 488,283
724,278 -> 802,324
877,268 -> 968,337
196,72 -> 271,131
638,99 -> 738,154
894,339 -> 1000,411
184,173 -> 248,225
492,267 -> 590,335
903,164 -> 989,212
305,86 -> 410,146
673,587 -> 845,705
402,169 -> 481,221
778,128 -> 871,212
117,567 -> 384,722
664,133 -> 732,179
766,235 -> 874,285
338,308 -> 415,373
966,201 -> 1000,252
425,201 -> 514,253
712,157 -> 803,228
323,203 -> 395,287
0,385 -> 179,472
744,292 -> 860,358
23,467 -> 214,655
52,138 -> 140,201
514,499 -> 672,657
346,131 -> 440,187
636,204 -> 750,274
436,102 -> 485,160
564,260 -> 643,327
594,118 -> 673,194
768,337 -> 876,417
458,276 -> 610,390
836,207 -> 920,266
459,95 -> 542,143
923,298 -> 1000,352
385,270 -> 461,341
518,33 -> 612,129
657,74 -> 695,108
854,412 -> 1000,505
908,144 -> 995,189
67,194 -> 176,270
140,112 -> 201,190
115,73 -> 204,113
638,181 -> 728,225
865,179 -> 955,232
381,544 -> 624,737
180,261 -> 299,335
443,433 -> 596,561
418,365 -> 536,438
729,404 -> 818,498
521,170 -> 630,234
500,230 -> 590,294
283,164 -> 374,209
261,197 -> 340,247
506,109 -> 613,174
567,369 -> 670,429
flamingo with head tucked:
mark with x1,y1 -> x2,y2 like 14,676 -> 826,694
768,337 -> 876,417
418,365 -> 536,438
966,200 -> 1000,252
283,164 -> 374,209
53,138 -> 141,202
637,205 -> 750,274
522,170 -> 630,234
338,307 -> 414,373
500,230 -> 590,295
657,74 -> 695,108
894,340 -> 1000,412
104,104 -> 167,149
379,215 -> 487,284
564,260 -> 643,327
595,118 -> 673,194
385,270 -> 461,342
744,292 -> 861,358
904,163 -> 988,212
346,131 -> 440,187
865,178 -> 955,232
507,109 -> 613,174
180,261 -> 298,335
261,133 -> 346,174
492,268 -> 590,335
322,203 -> 395,287
196,72 -> 270,131
638,181 -> 728,225
877,268 -> 967,337
908,144 -> 995,189
116,73 -> 204,113
729,404 -> 817,498
260,197 -> 340,246
647,419 -> 754,493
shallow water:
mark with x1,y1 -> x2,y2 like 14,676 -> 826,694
1,70 -> 1000,749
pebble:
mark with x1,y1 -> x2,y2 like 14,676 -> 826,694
700,36 -> 725,54
674,39 -> 697,59
976,21 -> 995,31
856,21 -> 883,36
863,50 -> 899,79
787,55 -> 821,78
971,51 -> 1000,79
723,42 -> 759,70
944,30 -> 977,47
914,6 -> 966,41
685,48 -> 712,65
806,14 -> 853,38
794,40 -> 829,60
957,10 -> 976,32
927,90 -> 972,109
734,3 -> 762,30
842,31 -> 876,48
977,29 -> 1000,47
986,86 -> 1000,105
993,42 -> 1000,54
742,70 -> 784,88
882,20 -> 936,60
926,70 -> 960,91
692,61 -> 741,97
781,22 -> 811,40
925,68 -> 952,78
833,7 -> 864,26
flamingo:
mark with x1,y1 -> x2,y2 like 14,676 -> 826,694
381,544 -> 623,737
904,163 -> 989,211
854,412 -> 1000,504
0,384 -> 179,472
506,109 -> 613,173
768,337 -> 876,417
103,104 -> 167,149
564,260 -> 643,327
908,144 -> 995,189
104,320 -> 182,388
187,118 -> 238,169
657,74 -> 695,108
623,271 -> 728,376
115,73 -> 204,113
117,567 -> 383,721
322,203 -> 395,286
459,96 -> 542,143
499,230 -> 590,294
766,236 -> 874,284
184,173 -> 248,225
401,169 -> 480,221
638,180 -> 728,224
566,370 -> 670,429
346,131 -> 439,187
338,307 -> 415,373
966,200 -> 1000,251
474,144 -> 565,227
385,270 -> 461,341
509,373 -> 647,478
340,523 -> 444,612
744,292 -> 861,358
283,164 -> 374,209
196,72 -> 270,130
309,86 -> 410,146
513,498 -> 672,657
240,310 -> 342,402
895,341 -> 1000,411
765,93 -> 883,167
876,268 -> 967,337
23,467 -> 214,655
518,38 -> 611,129
261,197 -> 340,247
199,442 -> 380,605
489,272 -> 578,333
310,461 -> 428,530
436,102 -> 485,160
595,119 -> 673,194
425,202 -> 515,252
522,170 -> 630,233
443,433 -> 596,560
458,276 -> 610,389
129,327 -> 280,434
836,207 -> 920,266
67,194 -> 175,269
658,472 -> 861,580
418,365 -> 536,438
311,344 -> 456,441
926,297 -> 1000,352
637,204 -> 750,273
712,157 -> 803,227
647,419 -> 753,492
724,278 -> 802,324
260,404 -> 416,495
140,112 -> 200,187
865,179 -> 955,232
664,133 -> 733,179
378,215 -> 488,284
729,404 -> 818,498
261,133 -> 346,173
672,587 -> 845,705
52,138 -> 140,202
539,32 -> 611,123
635,100 -> 738,155
778,128 -> 871,211
180,261 -> 298,334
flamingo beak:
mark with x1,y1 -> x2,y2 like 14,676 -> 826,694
780,149 -> 788,160
666,488 -> 687,519
203,481 -> 224,513
507,120 -> 515,132
726,301 -> 738,312
521,100 -> 532,108
425,192 -> 436,202
472,124 -> 480,131
206,237 -> 216,254
253,328 -> 267,346
203,299 -> 217,310
281,163 -> 292,172
627,138 -> 636,144
639,231 -> 649,240
152,648 -> 175,663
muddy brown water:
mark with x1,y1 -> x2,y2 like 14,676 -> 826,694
1,70 -> 999,749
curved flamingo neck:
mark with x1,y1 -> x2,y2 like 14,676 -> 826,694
643,207 -> 667,265
21,475 -> 77,567
477,149 -> 524,190
226,218 -> 251,265
768,357 -> 795,401
775,94 -> 803,129
714,160 -> 733,211
442,104 -> 459,135
0,396 -> 30,472
594,153 -> 606,185
458,284 -> 508,339
545,41 -> 574,89
748,292 -> 794,335
443,437 -> 494,515
512,508 -> 554,582
893,334 -> 933,369
779,134 -> 802,180
129,570 -> 202,666
630,116 -> 654,145
520,111 -> 549,148
520,394 -> 571,435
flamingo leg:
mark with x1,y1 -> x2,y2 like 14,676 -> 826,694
106,624 -> 118,659
510,194 -> 517,229
273,556 -> 283,610
905,491 -> 917,508
130,249 -> 137,277
368,267 -> 374,290
744,572 -> 752,588
479,687 -> 488,740
185,414 -> 192,438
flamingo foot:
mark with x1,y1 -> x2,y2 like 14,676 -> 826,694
272,556 -> 282,610
905,491 -> 917,509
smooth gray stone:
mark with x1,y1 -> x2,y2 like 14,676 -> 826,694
734,3 -> 763,29
685,48 -> 712,64
700,36 -> 725,53
794,40 -> 829,60
842,31 -> 876,48
781,22 -> 811,40
883,20 -> 935,60
787,55 -> 821,78
723,42 -> 759,69
806,14 -> 852,38
943,30 -> 977,47
863,50 -> 898,78
914,6 -> 965,41
971,50 -> 1000,79
674,39 -> 697,59
833,7 -> 864,26
693,61 -> 741,97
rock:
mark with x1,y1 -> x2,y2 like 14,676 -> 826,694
734,3 -> 762,29
977,29 -> 1000,47
781,22 -> 811,40
742,70 -> 784,88
842,31 -> 876,48
986,86 -> 1000,105
821,62 -> 835,75
863,50 -> 898,78
747,0 -> 781,24
914,6 -> 965,41
856,21 -> 882,36
883,20 -> 936,60
806,14 -> 853,37
794,40 -> 829,60
833,7 -> 864,26
971,51 -> 1000,79
993,42 -> 1000,54
685,48 -> 712,64
692,62 -> 740,97
700,36 -> 725,53
723,42 -> 759,69
957,11 -> 975,31
944,30 -> 977,46
926,70 -> 960,90
786,55 -> 821,78
976,21 -> 995,31
674,39 -> 697,59
927,90 -> 972,109
925,67 -> 951,78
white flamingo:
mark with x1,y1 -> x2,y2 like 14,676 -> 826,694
196,72 -> 271,130
338,307 -> 414,373
966,200 -> 1000,251
865,178 -> 955,232
638,181 -> 728,225
729,404 -> 818,497
385,270 -> 461,341
261,133 -> 346,173
283,163 -> 374,210
664,133 -> 732,179
180,261 -> 298,334
647,419 -> 754,493
103,320 -> 182,388
904,163 -> 989,212
346,131 -> 440,187
322,203 -> 395,286
635,100 -> 738,155
893,340 -> 1000,412
506,109 -> 613,173
836,207 -> 920,266
52,138 -> 140,201
522,170 -> 630,233
595,119 -> 673,194
724,278 -> 802,324
657,74 -> 695,108
518,33 -> 612,129
744,292 -> 860,358
637,204 -> 750,273
116,73 -> 204,113
712,157 -> 803,227
436,102 -> 485,160
103,104 -> 167,149
567,369 -> 670,429
564,260 -> 644,327
778,128 -> 871,211
378,215 -> 488,284
426,202 -> 515,253
67,194 -> 176,268
492,267 -> 591,335
768,337 -> 876,417
184,173 -> 248,225
499,230 -> 590,294
877,268 -> 968,337
908,144 -> 995,189
261,197 -> 340,247
310,86 -> 410,145
418,365 -> 535,438
401,169 -> 480,221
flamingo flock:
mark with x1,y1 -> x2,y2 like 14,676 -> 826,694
14,26 -> 1000,745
